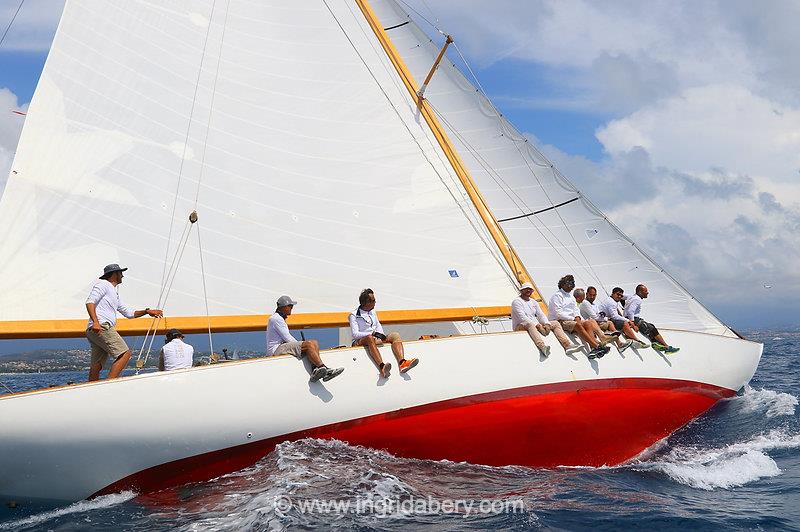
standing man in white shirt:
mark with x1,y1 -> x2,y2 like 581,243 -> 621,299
624,285 -> 679,353
85,263 -> 163,381
547,274 -> 611,359
512,282 -> 582,357
350,288 -> 419,378
577,287 -> 631,352
159,328 -> 194,371
266,295 -> 345,382
599,287 -> 650,349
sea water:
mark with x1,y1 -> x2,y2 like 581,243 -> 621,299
1,329 -> 798,530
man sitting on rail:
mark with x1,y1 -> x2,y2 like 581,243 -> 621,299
624,284 -> 680,354
266,295 -> 345,382
547,275 -> 611,359
512,282 -> 583,357
159,328 -> 194,371
576,287 -> 631,353
598,287 -> 650,349
350,288 -> 419,378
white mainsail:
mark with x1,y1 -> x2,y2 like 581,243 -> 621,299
372,0 -> 733,337
0,0 -> 520,325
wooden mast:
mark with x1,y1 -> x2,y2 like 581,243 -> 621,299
354,0 -> 547,308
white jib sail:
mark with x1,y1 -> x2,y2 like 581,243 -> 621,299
372,0 -> 733,337
0,0 -> 519,323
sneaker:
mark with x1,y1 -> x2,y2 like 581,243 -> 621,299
565,344 -> 584,355
618,339 -> 633,353
587,346 -> 605,359
664,346 -> 680,354
310,366 -> 329,382
632,340 -> 650,349
539,345 -> 551,358
598,345 -> 610,358
599,335 -> 615,346
380,362 -> 392,378
399,358 -> 419,373
652,342 -> 667,352
322,367 -> 345,381
606,331 -> 622,337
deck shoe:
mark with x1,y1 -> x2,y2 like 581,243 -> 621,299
380,362 -> 392,378
310,366 -> 329,382
399,358 -> 419,373
565,344 -> 584,356
618,339 -> 633,353
322,367 -> 345,381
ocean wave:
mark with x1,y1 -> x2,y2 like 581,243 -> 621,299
635,429 -> 800,490
0,491 -> 136,531
736,386 -> 798,417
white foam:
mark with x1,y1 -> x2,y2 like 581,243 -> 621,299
737,386 -> 798,417
0,491 -> 136,530
639,429 -> 800,490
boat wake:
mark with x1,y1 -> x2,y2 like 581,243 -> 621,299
0,491 -> 136,531
736,385 -> 798,418
632,428 -> 800,490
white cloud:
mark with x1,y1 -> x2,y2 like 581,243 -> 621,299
0,0 -> 65,52
0,88 -> 26,195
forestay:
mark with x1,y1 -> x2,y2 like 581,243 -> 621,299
371,0 -> 733,337
0,0 -> 518,325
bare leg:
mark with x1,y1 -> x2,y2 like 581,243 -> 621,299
516,323 -> 546,350
88,361 -> 102,382
302,340 -> 324,367
653,333 -> 669,345
575,321 -> 599,349
390,338 -> 405,364
621,321 -> 639,340
357,335 -> 385,369
107,350 -> 132,379
588,319 -> 612,344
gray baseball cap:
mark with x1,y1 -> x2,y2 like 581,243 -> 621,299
100,263 -> 127,279
276,295 -> 298,307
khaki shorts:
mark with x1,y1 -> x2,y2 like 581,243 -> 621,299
86,323 -> 129,367
598,321 -> 612,331
353,331 -> 401,347
275,341 -> 304,358
558,320 -> 577,333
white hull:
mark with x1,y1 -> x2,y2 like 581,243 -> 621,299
0,330 -> 761,504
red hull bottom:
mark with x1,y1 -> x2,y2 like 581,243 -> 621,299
96,378 -> 734,497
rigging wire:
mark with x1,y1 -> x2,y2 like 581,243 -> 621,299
196,218 -> 215,356
160,0 -> 220,297
0,0 -> 25,49
327,0 -> 519,291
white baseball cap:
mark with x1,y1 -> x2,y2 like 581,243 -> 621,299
519,282 -> 534,291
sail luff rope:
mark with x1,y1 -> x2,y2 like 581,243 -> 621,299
0,0 -> 25,49
330,0 -> 519,290
160,0 -> 219,297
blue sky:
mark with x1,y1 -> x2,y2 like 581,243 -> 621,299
1,1 -> 799,355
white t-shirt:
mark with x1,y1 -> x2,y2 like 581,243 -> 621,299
579,299 -> 604,322
85,279 -> 134,328
266,312 -> 298,355
511,296 -> 549,329
160,339 -> 194,371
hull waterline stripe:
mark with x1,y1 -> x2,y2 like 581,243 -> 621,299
92,377 -> 735,499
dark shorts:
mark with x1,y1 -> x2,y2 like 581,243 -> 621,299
610,317 -> 627,331
634,317 -> 659,341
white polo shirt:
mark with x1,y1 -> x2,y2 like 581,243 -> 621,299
160,339 -> 194,371
598,296 -> 625,322
624,295 -> 643,320
85,279 -> 134,328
